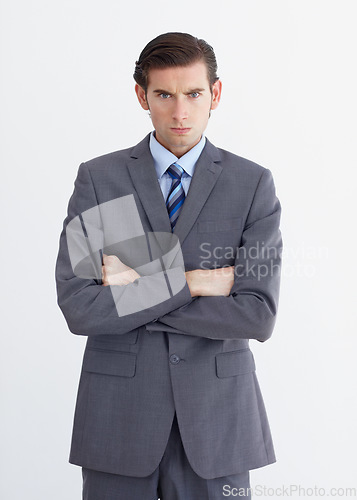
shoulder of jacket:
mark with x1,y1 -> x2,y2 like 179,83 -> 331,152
80,143 -> 137,173
216,147 -> 268,176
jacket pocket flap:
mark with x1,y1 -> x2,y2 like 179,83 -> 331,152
86,330 -> 139,351
215,348 -> 255,378
83,348 -> 136,378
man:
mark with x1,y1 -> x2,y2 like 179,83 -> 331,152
56,32 -> 282,500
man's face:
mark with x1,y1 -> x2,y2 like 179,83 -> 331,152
135,61 -> 222,157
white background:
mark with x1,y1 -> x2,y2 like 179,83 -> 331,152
1,1 -> 356,498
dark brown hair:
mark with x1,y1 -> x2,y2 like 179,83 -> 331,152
133,32 -> 219,93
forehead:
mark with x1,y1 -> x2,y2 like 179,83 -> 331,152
147,61 -> 210,90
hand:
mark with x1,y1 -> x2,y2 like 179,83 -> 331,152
102,254 -> 141,286
185,266 -> 235,297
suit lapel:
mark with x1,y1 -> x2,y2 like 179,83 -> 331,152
127,134 -> 223,247
127,134 -> 172,235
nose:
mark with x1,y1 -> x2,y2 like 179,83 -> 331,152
172,97 -> 188,122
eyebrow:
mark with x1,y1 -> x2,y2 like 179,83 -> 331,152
152,88 -> 206,94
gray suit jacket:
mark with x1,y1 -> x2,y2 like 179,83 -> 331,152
55,133 -> 282,479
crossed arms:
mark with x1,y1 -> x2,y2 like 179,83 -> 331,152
55,162 -> 282,342
102,253 -> 235,297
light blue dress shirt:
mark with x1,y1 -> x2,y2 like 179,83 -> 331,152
149,131 -> 206,201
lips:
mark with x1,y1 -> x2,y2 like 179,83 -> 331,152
170,128 -> 191,134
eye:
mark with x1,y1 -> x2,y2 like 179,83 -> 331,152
190,92 -> 200,98
159,93 -> 171,99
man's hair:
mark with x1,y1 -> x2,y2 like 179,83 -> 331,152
134,32 -> 219,93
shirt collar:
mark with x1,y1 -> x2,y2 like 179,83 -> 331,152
149,130 -> 206,180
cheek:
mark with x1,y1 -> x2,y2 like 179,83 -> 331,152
195,110 -> 210,124
153,107 -> 170,122
149,109 -> 165,126
195,101 -> 211,119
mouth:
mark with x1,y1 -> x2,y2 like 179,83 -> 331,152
170,127 -> 191,134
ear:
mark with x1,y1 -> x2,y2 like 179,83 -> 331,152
210,79 -> 222,110
135,84 -> 149,111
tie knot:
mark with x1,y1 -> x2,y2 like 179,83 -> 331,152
167,162 -> 184,180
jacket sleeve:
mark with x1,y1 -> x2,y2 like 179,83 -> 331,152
145,168 -> 283,342
55,162 -> 192,337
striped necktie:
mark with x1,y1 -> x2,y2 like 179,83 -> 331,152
166,162 -> 185,231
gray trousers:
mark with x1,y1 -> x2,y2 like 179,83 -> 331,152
82,413 -> 251,500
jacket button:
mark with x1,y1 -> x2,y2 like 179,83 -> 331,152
170,354 -> 180,364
